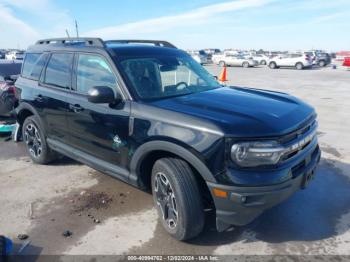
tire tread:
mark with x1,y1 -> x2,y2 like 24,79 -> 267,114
152,157 -> 204,240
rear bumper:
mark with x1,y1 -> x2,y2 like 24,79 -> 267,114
207,144 -> 321,231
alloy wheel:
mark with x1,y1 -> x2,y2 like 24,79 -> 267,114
24,123 -> 42,158
154,172 -> 178,229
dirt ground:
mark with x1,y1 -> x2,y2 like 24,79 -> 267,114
0,64 -> 350,259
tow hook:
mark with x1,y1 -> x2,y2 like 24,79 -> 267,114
302,170 -> 315,189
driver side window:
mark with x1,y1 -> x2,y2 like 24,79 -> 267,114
76,54 -> 117,94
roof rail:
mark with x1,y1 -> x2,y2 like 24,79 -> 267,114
105,40 -> 177,49
35,38 -> 105,47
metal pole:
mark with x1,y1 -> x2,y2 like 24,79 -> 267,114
65,29 -> 70,39
75,20 -> 79,38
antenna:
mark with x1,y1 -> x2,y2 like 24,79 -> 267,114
75,20 -> 79,38
65,29 -> 71,39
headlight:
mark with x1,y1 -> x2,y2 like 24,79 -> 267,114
231,141 -> 284,167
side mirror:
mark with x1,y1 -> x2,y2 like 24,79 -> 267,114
88,86 -> 120,104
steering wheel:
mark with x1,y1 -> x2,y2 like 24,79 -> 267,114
175,81 -> 189,90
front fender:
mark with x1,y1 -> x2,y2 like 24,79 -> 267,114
129,140 -> 218,184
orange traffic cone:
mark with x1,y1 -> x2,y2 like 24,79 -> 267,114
218,65 -> 228,83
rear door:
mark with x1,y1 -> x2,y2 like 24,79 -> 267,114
278,54 -> 290,66
65,52 -> 131,170
37,52 -> 73,143
225,55 -> 236,66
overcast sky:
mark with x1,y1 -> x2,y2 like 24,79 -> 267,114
0,0 -> 349,51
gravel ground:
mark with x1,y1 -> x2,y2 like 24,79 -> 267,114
0,64 -> 349,259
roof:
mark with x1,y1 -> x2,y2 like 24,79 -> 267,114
27,38 -> 181,57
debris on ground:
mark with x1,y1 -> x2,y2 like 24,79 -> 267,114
71,191 -> 113,212
62,230 -> 73,238
17,234 -> 29,240
93,219 -> 100,224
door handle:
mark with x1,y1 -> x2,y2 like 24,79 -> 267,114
69,104 -> 84,113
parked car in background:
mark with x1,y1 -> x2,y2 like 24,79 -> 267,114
315,53 -> 331,67
0,51 -> 6,59
204,48 -> 221,55
187,50 -> 208,65
5,51 -> 25,60
268,53 -> 313,70
343,57 -> 350,68
204,49 -> 221,63
335,51 -> 350,62
304,51 -> 318,63
0,61 -> 22,116
213,54 -> 258,68
246,54 -> 269,65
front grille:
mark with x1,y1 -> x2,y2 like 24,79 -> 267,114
291,145 -> 320,178
279,117 -> 316,144
280,119 -> 318,162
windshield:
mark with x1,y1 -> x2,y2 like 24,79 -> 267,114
117,54 -> 221,100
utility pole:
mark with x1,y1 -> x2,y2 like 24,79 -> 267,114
75,20 -> 79,38
65,29 -> 71,39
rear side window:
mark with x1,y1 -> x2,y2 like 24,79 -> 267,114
44,53 -> 73,88
76,54 -> 117,94
22,53 -> 48,80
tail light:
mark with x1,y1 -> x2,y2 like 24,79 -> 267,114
8,86 -> 16,95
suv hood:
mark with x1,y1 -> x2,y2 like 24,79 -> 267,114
150,87 -> 315,137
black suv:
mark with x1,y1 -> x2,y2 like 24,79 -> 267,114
315,53 -> 332,67
15,38 -> 321,240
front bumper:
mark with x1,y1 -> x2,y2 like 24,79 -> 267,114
207,143 -> 321,231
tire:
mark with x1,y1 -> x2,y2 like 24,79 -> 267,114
318,60 -> 325,67
151,158 -> 204,241
269,62 -> 277,69
260,60 -> 266,65
22,115 -> 56,164
242,62 -> 249,68
296,62 -> 303,70
219,61 -> 225,67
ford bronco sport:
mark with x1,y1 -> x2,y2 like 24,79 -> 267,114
15,38 -> 321,240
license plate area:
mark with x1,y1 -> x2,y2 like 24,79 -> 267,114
301,169 -> 315,189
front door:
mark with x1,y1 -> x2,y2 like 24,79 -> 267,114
65,53 -> 131,170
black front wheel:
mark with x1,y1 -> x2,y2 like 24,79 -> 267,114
22,116 -> 56,164
269,62 -> 277,69
242,62 -> 249,68
151,158 -> 204,241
